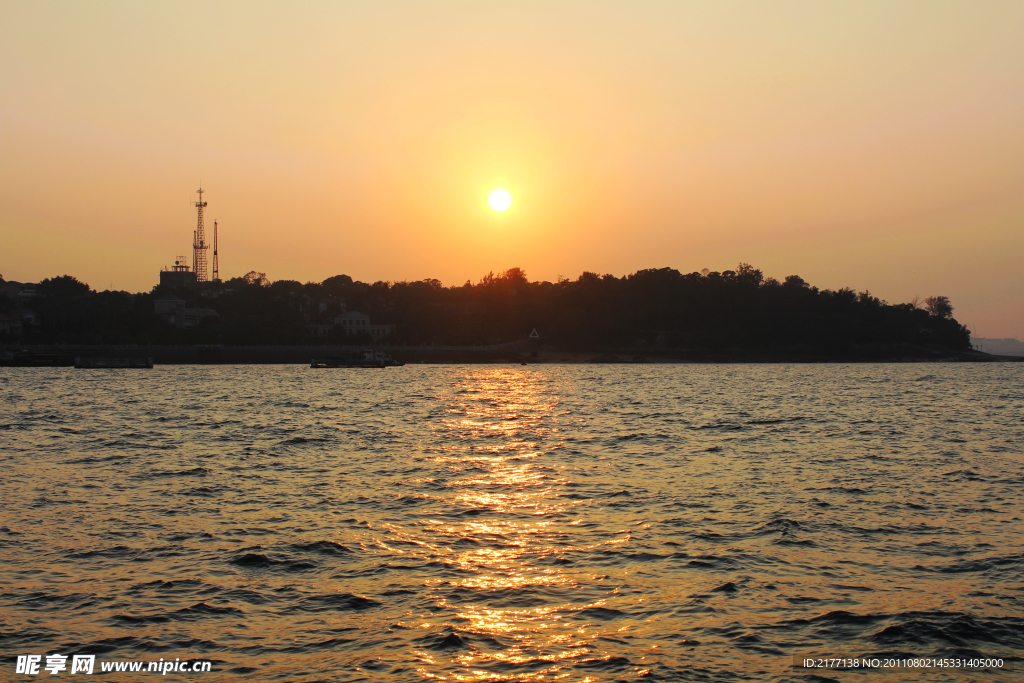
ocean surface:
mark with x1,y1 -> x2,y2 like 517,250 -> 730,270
1,364 -> 1022,681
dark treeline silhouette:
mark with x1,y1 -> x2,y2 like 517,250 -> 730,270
1,265 -> 971,356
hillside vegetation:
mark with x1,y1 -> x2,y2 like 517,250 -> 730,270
1,265 -> 970,356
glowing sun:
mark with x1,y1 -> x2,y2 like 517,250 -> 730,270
489,189 -> 512,212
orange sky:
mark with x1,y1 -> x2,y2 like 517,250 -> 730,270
2,1 -> 1022,338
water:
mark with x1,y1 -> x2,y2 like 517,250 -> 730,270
1,364 -> 1022,681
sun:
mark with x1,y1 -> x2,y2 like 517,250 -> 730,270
488,189 -> 511,212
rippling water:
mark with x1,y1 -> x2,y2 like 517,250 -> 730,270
2,364 -> 1022,681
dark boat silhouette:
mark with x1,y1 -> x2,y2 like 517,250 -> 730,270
311,350 -> 403,368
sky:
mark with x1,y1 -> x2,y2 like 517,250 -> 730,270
1,1 -> 1022,338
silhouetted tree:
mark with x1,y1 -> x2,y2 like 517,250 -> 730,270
924,295 -> 953,319
38,275 -> 91,298
242,271 -> 269,287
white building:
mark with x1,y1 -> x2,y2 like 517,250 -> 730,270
333,310 -> 394,341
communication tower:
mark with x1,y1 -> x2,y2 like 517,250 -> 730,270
192,186 -> 210,282
212,220 -> 220,282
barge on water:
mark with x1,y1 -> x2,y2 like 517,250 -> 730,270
311,350 -> 403,368
74,357 -> 154,369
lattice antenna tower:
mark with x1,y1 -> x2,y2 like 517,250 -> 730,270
212,220 -> 219,282
192,185 -> 210,282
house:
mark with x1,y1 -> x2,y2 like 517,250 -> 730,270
335,310 -> 371,329
331,310 -> 395,341
154,295 -> 186,316
177,308 -> 219,328
154,295 -> 218,328
0,281 -> 40,304
14,283 -> 39,304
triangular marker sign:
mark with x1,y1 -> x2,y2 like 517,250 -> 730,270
529,329 -> 540,338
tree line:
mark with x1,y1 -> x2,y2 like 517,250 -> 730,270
0,265 -> 970,356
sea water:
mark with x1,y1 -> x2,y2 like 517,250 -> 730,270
1,364 -> 1021,681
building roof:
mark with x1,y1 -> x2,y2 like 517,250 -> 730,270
337,310 -> 370,319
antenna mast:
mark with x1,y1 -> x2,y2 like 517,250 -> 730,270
212,220 -> 219,282
192,185 -> 210,282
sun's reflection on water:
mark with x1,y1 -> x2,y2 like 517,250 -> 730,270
348,369 -> 672,680
417,370 -> 607,680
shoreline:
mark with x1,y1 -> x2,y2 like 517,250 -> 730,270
2,344 -> 1020,366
